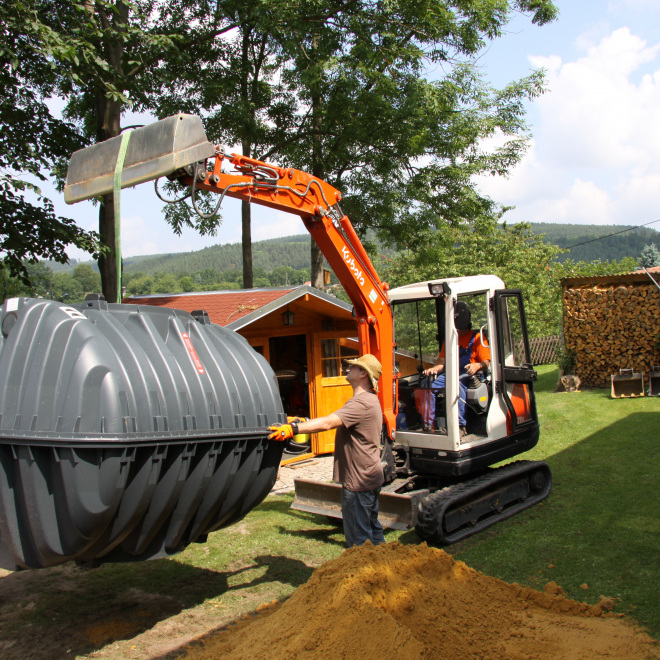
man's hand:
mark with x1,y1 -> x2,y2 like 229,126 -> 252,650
268,423 -> 296,441
464,363 -> 481,376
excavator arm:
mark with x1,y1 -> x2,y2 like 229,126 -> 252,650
64,114 -> 397,440
180,152 -> 397,438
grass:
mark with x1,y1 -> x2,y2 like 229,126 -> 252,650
0,365 -> 658,658
445,365 -> 660,636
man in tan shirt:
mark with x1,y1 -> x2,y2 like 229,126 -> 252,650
269,354 -> 385,548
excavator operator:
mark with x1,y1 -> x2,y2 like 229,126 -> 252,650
422,301 -> 490,436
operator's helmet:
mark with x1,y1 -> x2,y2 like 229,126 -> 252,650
454,301 -> 472,331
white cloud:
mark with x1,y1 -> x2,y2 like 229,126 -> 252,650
252,210 -> 306,241
530,28 -> 660,169
477,26 -> 660,227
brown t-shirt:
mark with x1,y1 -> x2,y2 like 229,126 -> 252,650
332,390 -> 384,492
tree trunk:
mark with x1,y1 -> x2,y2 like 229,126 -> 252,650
96,1 -> 127,302
96,94 -> 122,302
241,200 -> 253,288
310,43 -> 325,290
239,30 -> 254,290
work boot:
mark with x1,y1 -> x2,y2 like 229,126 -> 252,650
459,426 -> 468,438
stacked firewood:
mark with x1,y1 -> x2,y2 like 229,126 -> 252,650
563,282 -> 660,387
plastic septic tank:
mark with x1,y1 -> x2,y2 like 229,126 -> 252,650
0,296 -> 285,570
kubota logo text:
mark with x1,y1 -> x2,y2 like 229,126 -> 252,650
341,246 -> 365,286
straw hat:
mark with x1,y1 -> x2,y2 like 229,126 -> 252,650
345,354 -> 382,391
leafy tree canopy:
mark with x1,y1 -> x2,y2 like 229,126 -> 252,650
0,1 -> 106,283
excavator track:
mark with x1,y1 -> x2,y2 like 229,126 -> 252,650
415,460 -> 551,545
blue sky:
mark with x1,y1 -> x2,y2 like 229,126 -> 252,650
56,0 -> 660,260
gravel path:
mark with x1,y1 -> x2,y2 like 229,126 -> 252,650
270,454 -> 334,495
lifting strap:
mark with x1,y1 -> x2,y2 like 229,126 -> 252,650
113,130 -> 132,303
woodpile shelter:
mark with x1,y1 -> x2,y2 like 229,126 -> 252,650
562,270 -> 660,388
124,286 -> 420,455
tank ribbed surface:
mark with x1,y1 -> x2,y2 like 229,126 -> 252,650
0,297 -> 285,570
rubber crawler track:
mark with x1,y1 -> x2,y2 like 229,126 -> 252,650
415,460 -> 552,544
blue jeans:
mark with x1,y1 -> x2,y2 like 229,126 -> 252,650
426,373 -> 471,427
341,487 -> 385,548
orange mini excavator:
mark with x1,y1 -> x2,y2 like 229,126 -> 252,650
0,114 -> 550,569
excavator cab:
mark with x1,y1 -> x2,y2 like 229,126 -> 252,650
393,286 -> 493,439
390,275 -> 540,467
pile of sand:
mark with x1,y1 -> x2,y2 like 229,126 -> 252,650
182,543 -> 659,659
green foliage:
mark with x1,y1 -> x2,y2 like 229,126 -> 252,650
122,235 -> 313,277
125,275 -> 155,296
271,1 -> 558,261
549,256 -> 638,279
555,344 -> 576,374
385,219 -> 565,337
383,220 -> 643,338
0,1 -> 112,283
72,264 -> 101,293
638,243 -> 660,269
178,276 -> 197,292
50,272 -> 84,303
152,274 -> 182,294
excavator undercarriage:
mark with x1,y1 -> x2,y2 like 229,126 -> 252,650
292,459 -> 551,545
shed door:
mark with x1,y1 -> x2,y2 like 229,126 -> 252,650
494,290 -> 538,433
311,332 -> 358,454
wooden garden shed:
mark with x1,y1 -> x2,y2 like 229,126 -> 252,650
124,285 -> 420,455
561,269 -> 660,387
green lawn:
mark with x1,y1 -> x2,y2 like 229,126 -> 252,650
444,365 -> 660,636
1,365 -> 658,659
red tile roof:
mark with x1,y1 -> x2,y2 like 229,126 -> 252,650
124,288 -> 296,327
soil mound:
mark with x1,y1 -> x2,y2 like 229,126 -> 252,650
182,542 -> 659,659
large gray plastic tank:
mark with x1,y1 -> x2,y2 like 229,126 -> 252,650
0,296 -> 285,570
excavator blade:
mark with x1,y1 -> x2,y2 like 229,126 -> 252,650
291,478 -> 429,530
64,113 -> 215,204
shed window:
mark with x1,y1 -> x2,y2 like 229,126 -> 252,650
321,339 -> 359,378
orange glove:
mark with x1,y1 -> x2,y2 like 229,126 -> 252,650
287,416 -> 307,424
268,423 -> 296,441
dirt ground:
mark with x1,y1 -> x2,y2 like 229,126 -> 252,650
179,543 -> 660,660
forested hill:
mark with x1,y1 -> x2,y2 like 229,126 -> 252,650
57,222 -> 659,275
122,234 -> 312,276
529,222 -> 659,263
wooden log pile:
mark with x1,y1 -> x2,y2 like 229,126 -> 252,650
563,281 -> 660,387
